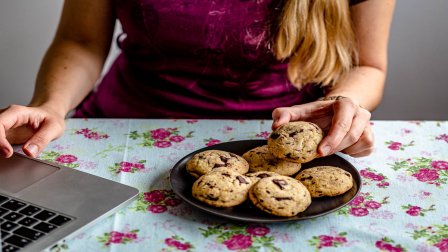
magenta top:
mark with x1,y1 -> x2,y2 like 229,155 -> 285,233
73,0 -> 354,119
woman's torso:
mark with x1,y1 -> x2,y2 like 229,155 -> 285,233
74,0 -> 323,119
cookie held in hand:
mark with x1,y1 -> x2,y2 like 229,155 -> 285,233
268,121 -> 324,163
295,166 -> 353,197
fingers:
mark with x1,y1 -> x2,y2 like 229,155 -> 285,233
23,119 -> 65,158
318,99 -> 358,156
334,108 -> 371,153
341,123 -> 375,157
271,102 -> 330,130
0,104 -> 65,158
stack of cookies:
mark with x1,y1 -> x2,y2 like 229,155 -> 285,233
186,121 -> 354,217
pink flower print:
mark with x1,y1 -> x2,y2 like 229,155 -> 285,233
144,190 -> 166,203
120,161 -> 133,168
256,131 -> 270,139
223,234 -> 252,250
406,206 -> 422,216
364,201 -> 382,209
434,238 -> 448,252
186,119 -> 198,124
377,182 -> 390,187
436,134 -> 448,143
150,128 -> 171,140
205,139 -> 221,147
55,154 -> 78,164
412,168 -> 439,182
349,207 -> 369,216
109,231 -> 124,244
154,140 -> 172,148
164,198 -> 182,206
349,196 -> 364,206
334,236 -> 347,243
246,225 -> 270,236
318,235 -> 334,248
169,135 -> 185,142
147,204 -> 167,213
165,238 -> 191,250
124,232 -> 137,240
431,160 -> 448,170
388,142 -> 402,150
376,240 -> 404,252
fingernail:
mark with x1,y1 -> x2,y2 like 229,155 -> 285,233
26,144 -> 39,157
321,146 -> 331,156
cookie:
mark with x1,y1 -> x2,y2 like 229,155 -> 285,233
192,169 -> 252,207
186,150 -> 249,178
245,171 -> 280,184
268,121 -> 324,163
242,145 -> 302,176
249,176 -> 311,217
295,166 -> 353,197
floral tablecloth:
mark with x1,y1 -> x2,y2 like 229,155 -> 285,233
26,119 -> 447,252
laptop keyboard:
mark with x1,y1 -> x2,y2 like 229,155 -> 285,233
0,194 -> 73,252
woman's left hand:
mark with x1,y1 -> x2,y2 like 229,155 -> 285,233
271,97 -> 374,157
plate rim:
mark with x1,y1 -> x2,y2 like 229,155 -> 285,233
169,139 -> 362,223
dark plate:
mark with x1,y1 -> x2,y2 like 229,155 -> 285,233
169,140 -> 361,223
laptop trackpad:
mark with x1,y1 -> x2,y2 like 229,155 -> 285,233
0,154 -> 59,193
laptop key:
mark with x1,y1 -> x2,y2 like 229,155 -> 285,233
0,195 -> 8,204
19,205 -> 41,216
33,222 -> 58,233
1,200 -> 26,211
49,215 -> 72,226
1,221 -> 18,231
4,235 -> 32,248
0,207 -> 9,217
34,210 -> 56,221
13,226 -> 45,240
18,217 -> 39,227
1,230 -> 10,238
3,212 -> 24,222
2,244 -> 20,252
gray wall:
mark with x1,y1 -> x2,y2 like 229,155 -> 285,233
0,0 -> 447,120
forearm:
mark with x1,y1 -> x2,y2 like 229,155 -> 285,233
325,66 -> 386,111
29,39 -> 107,117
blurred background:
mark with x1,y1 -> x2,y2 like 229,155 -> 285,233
0,0 -> 447,120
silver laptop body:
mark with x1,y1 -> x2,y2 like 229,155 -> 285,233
0,153 -> 139,252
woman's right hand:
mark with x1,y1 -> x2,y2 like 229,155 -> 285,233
0,104 -> 66,158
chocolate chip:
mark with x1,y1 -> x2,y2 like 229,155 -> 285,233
275,197 -> 292,201
267,160 -> 276,166
220,156 -> 229,163
289,132 -> 297,137
229,153 -> 238,158
300,176 -> 313,181
270,132 -> 280,139
237,176 -> 249,184
206,195 -> 219,201
299,129 -> 304,133
257,173 -> 271,179
273,179 -> 287,189
344,172 -> 351,177
213,163 -> 225,168
285,153 -> 291,158
222,173 -> 231,177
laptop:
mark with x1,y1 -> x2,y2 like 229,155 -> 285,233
0,152 -> 139,252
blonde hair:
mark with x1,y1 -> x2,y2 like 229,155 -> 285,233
273,0 -> 358,87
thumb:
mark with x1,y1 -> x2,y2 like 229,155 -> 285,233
271,107 -> 292,130
23,121 -> 64,158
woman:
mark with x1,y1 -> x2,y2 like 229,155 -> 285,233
0,0 -> 395,158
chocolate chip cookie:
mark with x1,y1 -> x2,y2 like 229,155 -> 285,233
295,166 -> 353,197
249,176 -> 311,217
242,145 -> 302,176
192,169 -> 252,207
268,121 -> 324,163
245,171 -> 280,184
186,150 -> 249,178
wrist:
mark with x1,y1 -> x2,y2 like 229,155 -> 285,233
28,99 -> 69,119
